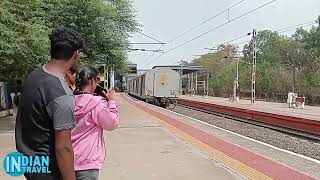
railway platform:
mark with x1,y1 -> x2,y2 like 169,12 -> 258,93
119,94 -> 319,179
0,93 -> 319,179
179,95 -> 320,121
178,95 -> 320,136
0,94 -> 236,180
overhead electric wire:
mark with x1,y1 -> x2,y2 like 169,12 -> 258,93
278,22 -> 317,33
166,0 -> 246,44
277,20 -> 316,32
140,49 -> 166,69
127,48 -> 164,52
225,32 -> 252,44
199,19 -> 318,58
133,32 -> 165,68
141,0 -> 277,69
165,0 -> 276,53
129,42 -> 166,45
138,44 -> 165,68
217,22 -> 316,48
138,32 -> 164,44
140,0 -> 245,68
206,32 -> 252,50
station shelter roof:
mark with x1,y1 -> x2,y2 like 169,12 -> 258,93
152,65 -> 204,75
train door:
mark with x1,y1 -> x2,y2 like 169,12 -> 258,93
153,73 -> 169,97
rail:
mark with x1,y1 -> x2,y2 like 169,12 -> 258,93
177,98 -> 320,140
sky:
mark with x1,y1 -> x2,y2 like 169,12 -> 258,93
128,0 -> 320,69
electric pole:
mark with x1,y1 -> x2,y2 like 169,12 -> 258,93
251,29 -> 257,104
233,58 -> 240,102
179,60 -> 184,95
195,72 -> 198,93
293,66 -> 298,93
110,65 -> 115,89
106,65 -> 109,88
103,64 -> 107,88
206,72 -> 209,97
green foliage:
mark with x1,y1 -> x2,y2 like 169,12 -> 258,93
0,0 -> 50,80
0,0 -> 139,81
193,16 -> 320,104
193,48 -> 237,97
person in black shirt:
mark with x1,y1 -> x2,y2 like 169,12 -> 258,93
15,27 -> 85,180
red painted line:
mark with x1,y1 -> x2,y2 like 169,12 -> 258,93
122,94 -> 316,180
177,99 -> 320,135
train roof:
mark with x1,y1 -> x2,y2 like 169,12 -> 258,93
152,65 -> 204,75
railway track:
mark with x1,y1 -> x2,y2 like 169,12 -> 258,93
175,103 -> 320,142
127,94 -> 320,160
129,93 -> 320,141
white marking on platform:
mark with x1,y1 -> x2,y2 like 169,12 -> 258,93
125,94 -> 320,164
162,108 -> 320,165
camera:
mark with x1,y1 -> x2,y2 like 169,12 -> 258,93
94,84 -> 107,96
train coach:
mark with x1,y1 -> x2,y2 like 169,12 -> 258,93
128,66 -> 179,108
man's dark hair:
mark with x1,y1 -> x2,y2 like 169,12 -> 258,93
50,27 -> 85,60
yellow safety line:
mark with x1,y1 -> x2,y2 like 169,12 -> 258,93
122,96 -> 272,180
157,119 -> 272,180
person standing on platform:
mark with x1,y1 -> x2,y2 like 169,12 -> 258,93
72,65 -> 120,180
10,79 -> 23,116
15,27 -> 85,180
66,64 -> 79,91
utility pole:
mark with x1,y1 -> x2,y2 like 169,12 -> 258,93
236,59 -> 239,92
106,65 -> 109,88
293,66 -> 298,93
195,72 -> 198,93
103,64 -> 107,88
251,29 -> 257,104
187,74 -> 190,94
292,65 -> 295,93
110,65 -> 115,89
179,61 -> 183,95
191,72 -> 194,95
206,72 -> 209,97
233,59 -> 240,102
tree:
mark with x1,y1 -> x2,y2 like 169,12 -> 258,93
0,0 -> 50,81
193,16 -> 320,104
192,44 -> 239,97
42,0 -> 139,72
0,0 -> 139,81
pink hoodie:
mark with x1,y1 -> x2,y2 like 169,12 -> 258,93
71,94 -> 119,171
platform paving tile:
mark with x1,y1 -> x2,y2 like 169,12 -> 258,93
141,97 -> 320,179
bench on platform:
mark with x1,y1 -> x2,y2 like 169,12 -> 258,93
293,97 -> 305,109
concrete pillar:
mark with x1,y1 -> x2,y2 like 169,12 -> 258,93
195,73 -> 198,93
187,74 -> 190,94
203,81 -> 206,96
0,82 -> 8,110
191,72 -> 194,95
105,66 -> 109,88
110,66 -> 115,89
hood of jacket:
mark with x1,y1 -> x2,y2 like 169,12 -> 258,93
74,94 -> 104,118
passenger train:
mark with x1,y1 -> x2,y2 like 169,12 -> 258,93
127,66 -> 179,108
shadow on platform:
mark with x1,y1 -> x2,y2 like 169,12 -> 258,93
0,116 -> 15,134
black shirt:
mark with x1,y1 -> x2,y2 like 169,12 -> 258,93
15,66 -> 75,176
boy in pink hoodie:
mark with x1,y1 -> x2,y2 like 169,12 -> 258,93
71,65 -> 119,180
